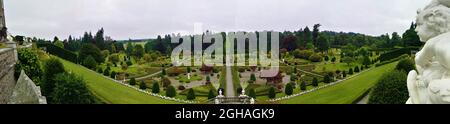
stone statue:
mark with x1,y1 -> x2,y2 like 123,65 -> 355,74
218,89 -> 223,96
0,0 -> 6,42
0,27 -> 7,42
407,0 -> 450,104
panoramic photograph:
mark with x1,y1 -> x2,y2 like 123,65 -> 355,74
2,0 -> 450,118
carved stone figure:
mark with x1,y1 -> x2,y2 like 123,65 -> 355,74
407,0 -> 450,104
0,0 -> 6,42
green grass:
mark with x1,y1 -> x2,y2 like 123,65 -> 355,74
102,52 -> 163,78
58,57 -> 180,104
280,61 -> 398,104
180,85 -> 215,96
175,74 -> 203,83
313,63 -> 357,73
232,67 -> 242,94
219,68 -> 226,89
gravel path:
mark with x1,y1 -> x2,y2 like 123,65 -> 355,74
225,66 -> 235,97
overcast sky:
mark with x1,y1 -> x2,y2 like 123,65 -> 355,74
4,0 -> 431,40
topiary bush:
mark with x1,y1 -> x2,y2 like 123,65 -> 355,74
342,71 -> 347,78
162,77 -> 171,88
206,75 -> 211,83
126,60 -> 132,66
83,55 -> 97,70
178,85 -> 186,90
187,88 -> 196,100
97,67 -> 103,73
129,78 -> 136,85
368,70 -> 408,104
139,80 -> 147,90
110,71 -> 116,79
51,73 -> 95,104
250,73 -> 256,82
152,81 -> 160,93
324,74 -> 331,83
187,67 -> 192,73
309,53 -> 323,62
103,67 -> 110,76
268,87 -> 276,99
247,88 -> 256,98
236,87 -> 243,94
42,57 -> 66,99
285,83 -> 293,95
354,66 -> 360,73
166,85 -> 176,97
312,77 -> 319,87
208,89 -> 216,99
395,58 -> 416,74
300,81 -> 307,91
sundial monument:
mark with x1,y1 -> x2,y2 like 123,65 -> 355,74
407,0 -> 450,104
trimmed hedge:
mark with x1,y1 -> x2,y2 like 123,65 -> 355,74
396,58 -> 416,74
375,54 -> 408,67
37,42 -> 78,63
368,70 -> 408,104
379,47 -> 418,62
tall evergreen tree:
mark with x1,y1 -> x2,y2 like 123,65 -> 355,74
303,26 -> 313,45
312,24 -> 321,47
402,22 -> 422,47
94,28 -> 106,50
134,44 -> 144,58
126,42 -> 134,57
391,32 -> 401,47
153,35 -> 168,54
317,34 -> 329,52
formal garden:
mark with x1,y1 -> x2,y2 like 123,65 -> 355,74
229,47 -> 381,101
10,21 -> 422,104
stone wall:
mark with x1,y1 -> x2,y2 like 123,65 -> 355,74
0,44 -> 46,104
0,47 -> 16,103
8,71 -> 46,104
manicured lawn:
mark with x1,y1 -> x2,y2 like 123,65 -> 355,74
102,53 -> 163,78
59,57 -> 180,104
280,61 -> 398,104
256,83 -> 327,101
175,74 -> 203,83
313,63 -> 357,73
232,67 -> 242,93
179,84 -> 216,101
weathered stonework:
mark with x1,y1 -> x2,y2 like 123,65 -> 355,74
0,48 -> 16,103
8,71 -> 46,104
0,0 -> 46,104
0,44 -> 46,104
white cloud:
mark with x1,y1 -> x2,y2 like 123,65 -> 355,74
4,0 -> 432,40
